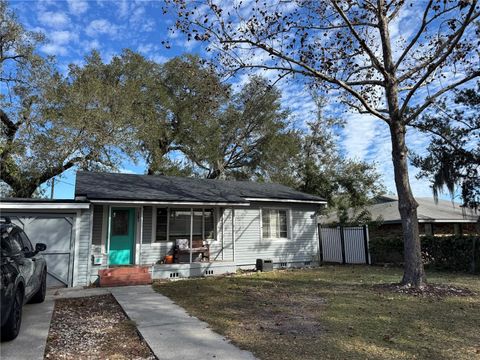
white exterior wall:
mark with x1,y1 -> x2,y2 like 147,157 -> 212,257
75,208 -> 92,286
234,202 -> 319,267
87,201 -> 320,283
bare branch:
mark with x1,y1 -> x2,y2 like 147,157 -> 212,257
221,38 -> 389,121
394,0 -> 434,70
405,71 -> 480,124
399,5 -> 479,117
330,0 -> 388,77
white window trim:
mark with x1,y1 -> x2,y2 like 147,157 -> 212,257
260,207 -> 291,241
151,206 -> 217,246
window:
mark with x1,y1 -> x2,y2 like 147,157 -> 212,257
156,208 -> 168,241
204,209 -> 214,240
154,207 -> 216,242
262,209 -> 288,239
112,209 -> 129,236
19,231 -> 33,252
168,208 -> 191,242
8,231 -> 23,254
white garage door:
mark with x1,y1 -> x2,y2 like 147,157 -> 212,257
6,213 -> 75,288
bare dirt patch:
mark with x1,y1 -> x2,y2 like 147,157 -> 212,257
45,294 -> 155,360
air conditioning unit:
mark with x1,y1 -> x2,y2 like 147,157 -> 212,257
256,259 -> 273,272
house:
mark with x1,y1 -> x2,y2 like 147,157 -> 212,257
0,171 -> 326,287
319,195 -> 479,238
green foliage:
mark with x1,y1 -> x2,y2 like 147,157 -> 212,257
412,83 -> 480,210
295,94 -> 385,225
370,235 -> 480,273
0,2 -> 143,197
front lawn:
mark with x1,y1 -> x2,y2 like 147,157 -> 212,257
153,266 -> 480,360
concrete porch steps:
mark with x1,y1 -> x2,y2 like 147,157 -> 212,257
98,266 -> 152,287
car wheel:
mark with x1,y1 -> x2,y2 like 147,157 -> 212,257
1,287 -> 24,341
29,269 -> 47,304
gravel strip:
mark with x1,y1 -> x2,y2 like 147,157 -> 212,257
45,294 -> 156,360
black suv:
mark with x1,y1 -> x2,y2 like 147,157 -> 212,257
1,217 -> 47,341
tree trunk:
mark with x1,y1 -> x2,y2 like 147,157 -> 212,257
207,168 -> 222,179
390,121 -> 426,287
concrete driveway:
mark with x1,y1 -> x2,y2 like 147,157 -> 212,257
0,293 -> 54,360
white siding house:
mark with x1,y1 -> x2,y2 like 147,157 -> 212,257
1,171 -> 326,287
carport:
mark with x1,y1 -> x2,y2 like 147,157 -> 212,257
0,199 -> 91,288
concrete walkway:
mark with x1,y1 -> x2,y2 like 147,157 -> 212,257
0,294 -> 54,360
111,285 -> 257,360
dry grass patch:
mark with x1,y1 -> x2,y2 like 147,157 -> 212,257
45,294 -> 155,360
154,266 -> 480,360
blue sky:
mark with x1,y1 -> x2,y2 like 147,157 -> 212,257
10,0 -> 448,200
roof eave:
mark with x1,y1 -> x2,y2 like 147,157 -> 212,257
88,199 -> 250,206
244,197 -> 327,205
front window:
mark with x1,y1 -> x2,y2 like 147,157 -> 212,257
168,208 -> 191,242
262,209 -> 288,239
155,208 -> 216,242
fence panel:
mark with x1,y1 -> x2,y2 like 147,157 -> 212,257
343,227 -> 367,264
320,227 -> 343,263
320,225 -> 370,264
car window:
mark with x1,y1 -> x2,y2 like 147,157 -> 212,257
1,231 -> 12,254
19,231 -> 34,252
8,231 -> 23,255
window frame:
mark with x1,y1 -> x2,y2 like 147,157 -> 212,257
152,206 -> 217,244
260,207 -> 291,241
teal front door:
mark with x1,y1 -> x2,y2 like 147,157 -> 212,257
109,208 -> 135,265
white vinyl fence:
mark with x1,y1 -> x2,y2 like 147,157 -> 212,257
319,225 -> 370,264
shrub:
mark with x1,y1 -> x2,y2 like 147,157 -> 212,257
369,235 -> 480,273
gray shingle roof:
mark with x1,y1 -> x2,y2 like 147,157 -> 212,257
319,195 -> 478,224
75,171 -> 326,204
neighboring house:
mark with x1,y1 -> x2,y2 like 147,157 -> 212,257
319,195 -> 479,238
0,171 -> 325,287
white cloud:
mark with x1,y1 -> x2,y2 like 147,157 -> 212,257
67,0 -> 89,15
50,30 -> 78,45
82,39 -> 101,51
85,19 -> 118,37
117,0 -> 130,19
40,43 -> 68,56
341,114 -> 378,160
37,11 -> 70,28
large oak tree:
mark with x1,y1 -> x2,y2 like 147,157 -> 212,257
166,0 -> 480,287
0,2 -> 139,197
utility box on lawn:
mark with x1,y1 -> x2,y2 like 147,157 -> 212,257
256,259 -> 273,272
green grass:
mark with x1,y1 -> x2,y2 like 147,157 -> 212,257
153,266 -> 480,360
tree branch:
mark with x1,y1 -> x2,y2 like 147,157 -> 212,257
405,71 -> 480,124
330,0 -> 388,77
399,4 -> 479,117
394,0 -> 433,70
220,38 -> 389,121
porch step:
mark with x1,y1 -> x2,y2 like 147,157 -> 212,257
99,266 -> 152,287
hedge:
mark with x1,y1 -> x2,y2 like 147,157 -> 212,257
370,235 -> 480,273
